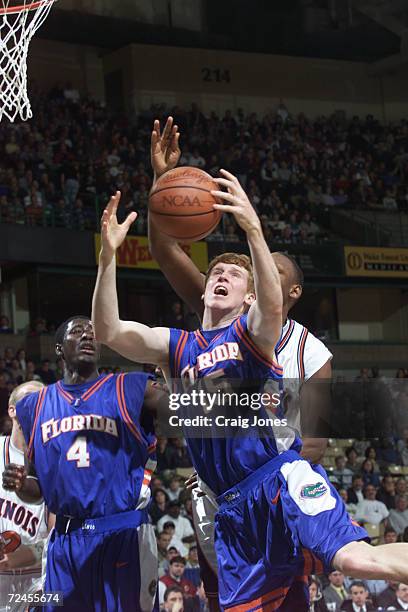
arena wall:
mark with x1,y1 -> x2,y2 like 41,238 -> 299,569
29,39 -> 408,119
57,0 -> 203,30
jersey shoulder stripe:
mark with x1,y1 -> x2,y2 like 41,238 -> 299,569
116,373 -> 143,444
234,317 -> 283,376
297,327 -> 309,380
277,319 -> 295,354
27,387 -> 48,460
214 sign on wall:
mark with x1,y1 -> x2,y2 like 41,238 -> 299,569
202,67 -> 231,83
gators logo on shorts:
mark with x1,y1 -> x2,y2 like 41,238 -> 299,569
300,482 -> 327,499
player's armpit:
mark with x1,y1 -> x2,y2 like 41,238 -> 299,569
108,321 -> 170,366
148,214 -> 205,318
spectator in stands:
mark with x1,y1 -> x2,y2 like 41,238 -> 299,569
355,484 -> 389,526
334,455 -> 354,489
157,501 -> 195,544
347,474 -> 365,504
149,487 -> 169,524
181,497 -> 194,528
360,459 -> 381,488
309,577 -> 329,612
157,531 -> 173,573
339,488 -> 358,519
8,359 -> 23,384
4,347 -> 14,367
35,359 -> 56,385
151,476 -> 165,491
159,556 -> 197,603
376,474 -> 396,510
384,526 -> 398,544
25,360 -> 41,382
345,447 -> 360,474
396,479 -> 408,497
162,586 -> 184,612
184,545 -> 200,587
162,521 -> 188,558
364,446 -> 380,473
0,315 -> 13,333
376,581 -> 400,609
166,476 -> 183,502
340,581 -> 375,611
389,495 -> 408,536
384,582 -> 408,610
323,570 -> 348,611
15,349 -> 27,377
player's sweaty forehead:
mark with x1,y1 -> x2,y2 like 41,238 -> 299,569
66,319 -> 93,337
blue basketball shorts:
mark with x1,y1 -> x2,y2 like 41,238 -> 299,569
42,509 -> 158,612
214,451 -> 369,611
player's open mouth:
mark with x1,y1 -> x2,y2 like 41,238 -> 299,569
79,344 -> 96,354
214,285 -> 228,296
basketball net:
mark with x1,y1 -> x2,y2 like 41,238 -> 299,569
0,0 -> 56,122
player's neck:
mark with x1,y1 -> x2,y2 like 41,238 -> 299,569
63,366 -> 100,385
201,307 -> 241,331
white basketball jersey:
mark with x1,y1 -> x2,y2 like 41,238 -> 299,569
274,319 -> 333,452
276,318 -> 332,381
0,436 -> 48,608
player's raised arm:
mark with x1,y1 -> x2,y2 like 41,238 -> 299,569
212,170 -> 283,355
92,191 -> 169,365
149,117 -> 205,317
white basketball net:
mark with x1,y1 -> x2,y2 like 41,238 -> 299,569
0,0 -> 56,122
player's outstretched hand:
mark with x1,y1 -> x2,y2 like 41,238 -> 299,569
151,117 -> 181,180
100,191 -> 137,262
211,170 -> 262,235
2,463 -> 26,492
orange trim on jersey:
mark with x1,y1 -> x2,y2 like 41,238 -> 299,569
82,373 -> 114,402
173,330 -> 188,378
27,388 -> 47,461
194,330 -> 208,350
294,575 -> 308,584
116,374 -> 143,444
276,319 -> 295,353
226,586 -> 289,612
142,467 -> 153,486
235,318 -> 283,375
5,436 -> 10,464
56,382 -> 73,403
297,328 -> 308,380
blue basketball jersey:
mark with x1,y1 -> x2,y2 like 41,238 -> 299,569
169,314 -> 301,495
16,373 -> 156,518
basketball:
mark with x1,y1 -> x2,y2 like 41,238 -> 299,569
149,167 -> 222,242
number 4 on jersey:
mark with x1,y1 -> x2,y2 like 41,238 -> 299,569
67,436 -> 90,468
